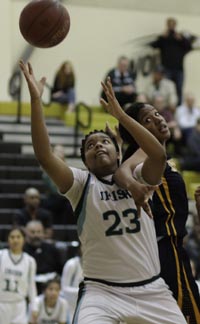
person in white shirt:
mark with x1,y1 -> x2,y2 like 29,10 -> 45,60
29,277 -> 68,324
145,65 -> 178,112
175,92 -> 200,143
19,60 -> 187,324
61,249 -> 83,323
0,227 -> 37,324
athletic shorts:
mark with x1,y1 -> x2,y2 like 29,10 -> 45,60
72,277 -> 187,324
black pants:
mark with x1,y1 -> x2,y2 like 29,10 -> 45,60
158,236 -> 200,324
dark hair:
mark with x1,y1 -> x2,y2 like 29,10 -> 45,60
43,276 -> 61,291
80,130 -> 119,164
119,102 -> 147,162
7,226 -> 26,240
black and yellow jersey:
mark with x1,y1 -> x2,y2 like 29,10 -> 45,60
152,159 -> 188,238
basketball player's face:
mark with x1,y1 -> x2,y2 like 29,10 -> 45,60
138,106 -> 171,144
84,133 -> 119,177
8,229 -> 25,252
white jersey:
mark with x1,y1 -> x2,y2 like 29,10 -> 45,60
65,166 -> 160,284
30,295 -> 68,324
0,249 -> 37,303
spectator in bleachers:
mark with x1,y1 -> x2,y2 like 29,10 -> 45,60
61,246 -> 83,324
145,65 -> 178,113
42,144 -> 74,225
179,118 -> 200,171
149,17 -> 193,104
101,56 -> 137,107
29,277 -> 68,324
13,187 -> 53,239
51,61 -> 76,113
175,93 -> 200,144
24,220 -> 62,294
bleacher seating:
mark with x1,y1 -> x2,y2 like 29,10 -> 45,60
0,115 -> 82,246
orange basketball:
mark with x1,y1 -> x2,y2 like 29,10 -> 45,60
19,0 -> 70,48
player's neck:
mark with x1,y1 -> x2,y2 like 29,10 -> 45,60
45,297 -> 57,308
10,249 -> 22,255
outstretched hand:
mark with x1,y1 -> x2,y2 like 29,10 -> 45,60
19,60 -> 46,100
100,77 -> 124,120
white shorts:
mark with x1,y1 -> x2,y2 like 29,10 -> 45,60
73,278 -> 187,324
0,299 -> 27,324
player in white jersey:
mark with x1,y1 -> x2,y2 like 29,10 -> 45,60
19,61 -> 187,324
61,254 -> 83,323
0,227 -> 37,324
29,278 -> 68,324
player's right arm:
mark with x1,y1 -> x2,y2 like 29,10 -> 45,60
19,61 -> 74,194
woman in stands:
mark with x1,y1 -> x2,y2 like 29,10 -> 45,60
0,227 -> 37,324
51,61 -> 76,112
116,102 -> 200,324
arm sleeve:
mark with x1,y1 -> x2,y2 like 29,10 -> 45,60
149,36 -> 163,49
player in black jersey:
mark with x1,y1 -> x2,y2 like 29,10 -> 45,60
116,102 -> 200,324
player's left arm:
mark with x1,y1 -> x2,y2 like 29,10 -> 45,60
28,258 -> 37,306
100,78 -> 166,181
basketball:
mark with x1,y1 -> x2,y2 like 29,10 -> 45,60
19,0 -> 70,48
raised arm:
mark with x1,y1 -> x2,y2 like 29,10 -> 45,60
101,78 -> 167,182
19,61 -> 73,194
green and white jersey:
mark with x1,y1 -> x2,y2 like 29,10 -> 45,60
30,295 -> 68,324
65,165 -> 160,284
0,249 -> 37,302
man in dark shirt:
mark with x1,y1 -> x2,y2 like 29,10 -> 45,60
150,18 -> 193,105
24,220 -> 62,293
13,187 -> 53,239
101,56 -> 136,107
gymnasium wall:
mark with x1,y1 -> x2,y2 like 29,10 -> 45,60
1,0 -> 200,105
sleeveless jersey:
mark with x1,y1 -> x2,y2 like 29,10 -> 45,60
151,160 -> 188,237
65,166 -> 160,284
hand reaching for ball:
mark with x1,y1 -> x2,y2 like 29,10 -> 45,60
19,60 -> 46,101
100,77 -> 125,120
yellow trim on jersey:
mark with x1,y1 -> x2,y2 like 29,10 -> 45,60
170,237 -> 183,308
155,176 -> 177,236
182,265 -> 200,322
162,177 -> 177,236
156,185 -> 171,236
